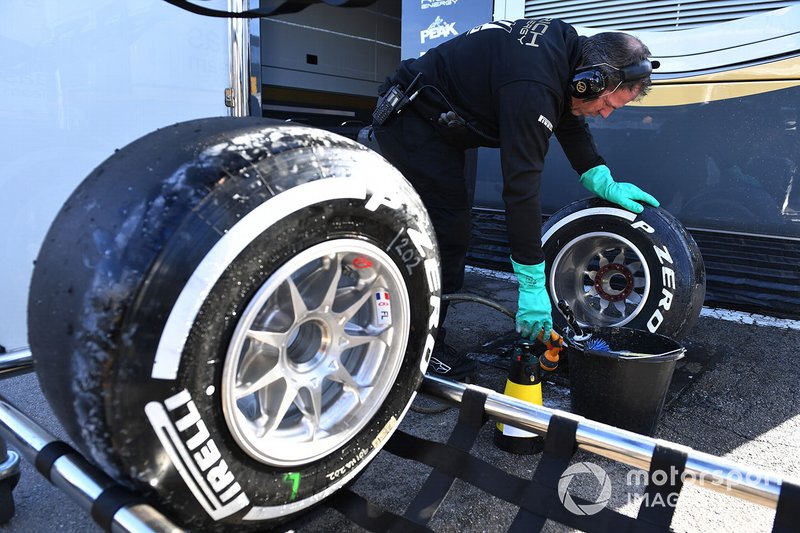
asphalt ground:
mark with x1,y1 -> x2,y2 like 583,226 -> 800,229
1,267 -> 799,532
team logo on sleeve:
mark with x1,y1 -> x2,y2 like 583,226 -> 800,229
538,115 -> 554,132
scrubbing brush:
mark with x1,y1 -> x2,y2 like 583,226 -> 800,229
584,336 -> 611,352
556,300 -> 610,352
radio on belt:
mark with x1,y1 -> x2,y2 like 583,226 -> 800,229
372,73 -> 421,125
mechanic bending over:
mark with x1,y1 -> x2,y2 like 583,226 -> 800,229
372,18 -> 660,379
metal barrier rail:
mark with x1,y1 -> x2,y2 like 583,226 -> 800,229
422,373 -> 785,509
0,348 -> 32,379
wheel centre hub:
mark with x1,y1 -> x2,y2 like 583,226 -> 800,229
286,318 -> 330,371
594,263 -> 634,302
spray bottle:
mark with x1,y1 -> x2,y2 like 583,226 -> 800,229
493,339 -> 545,454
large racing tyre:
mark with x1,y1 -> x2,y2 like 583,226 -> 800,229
541,198 -> 705,341
28,117 -> 440,531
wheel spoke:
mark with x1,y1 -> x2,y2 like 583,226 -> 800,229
258,383 -> 298,437
613,249 -> 626,265
318,254 -> 343,312
328,361 -> 363,404
344,335 -> 378,350
627,291 -> 643,305
586,270 -> 597,281
295,386 -> 323,439
286,276 -> 308,318
247,329 -> 286,349
236,365 -> 284,399
613,301 -> 627,316
338,278 -> 382,325
343,330 -> 388,351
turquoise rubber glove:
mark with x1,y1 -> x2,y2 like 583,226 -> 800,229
579,164 -> 660,214
511,257 -> 553,341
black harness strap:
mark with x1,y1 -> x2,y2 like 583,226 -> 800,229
386,426 -> 656,532
34,441 -> 79,482
773,479 -> 800,533
90,485 -> 145,532
403,389 -> 488,525
385,430 -> 529,504
507,415 -> 671,533
508,414 -> 579,533
636,444 -> 688,529
328,488 -> 433,533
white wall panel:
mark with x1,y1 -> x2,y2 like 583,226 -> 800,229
0,0 -> 229,350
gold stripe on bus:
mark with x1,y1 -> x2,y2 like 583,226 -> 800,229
630,80 -> 800,107
652,55 -> 800,84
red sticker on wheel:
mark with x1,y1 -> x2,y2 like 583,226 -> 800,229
353,257 -> 373,269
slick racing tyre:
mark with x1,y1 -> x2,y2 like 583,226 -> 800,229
28,118 -> 440,531
542,198 -> 705,341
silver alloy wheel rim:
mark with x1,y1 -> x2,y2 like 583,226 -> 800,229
550,232 -> 651,327
222,239 -> 410,467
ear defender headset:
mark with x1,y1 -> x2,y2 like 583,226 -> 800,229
569,59 -> 661,99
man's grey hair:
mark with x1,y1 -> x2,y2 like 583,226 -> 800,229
582,32 -> 654,99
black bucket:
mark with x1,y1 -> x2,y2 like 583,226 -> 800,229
566,327 -> 685,436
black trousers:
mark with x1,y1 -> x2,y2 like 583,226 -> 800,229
373,114 -> 475,326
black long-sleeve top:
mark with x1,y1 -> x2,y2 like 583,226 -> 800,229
387,19 -> 605,264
